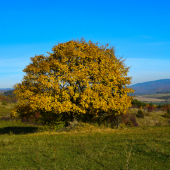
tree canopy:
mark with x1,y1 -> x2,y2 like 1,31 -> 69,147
11,38 -> 134,125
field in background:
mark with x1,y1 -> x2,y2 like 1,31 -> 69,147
133,93 -> 170,105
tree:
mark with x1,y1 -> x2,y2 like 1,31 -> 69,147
11,38 -> 134,126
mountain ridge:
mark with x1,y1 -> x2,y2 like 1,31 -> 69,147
1,79 -> 170,95
129,79 -> 170,95
0,88 -> 14,94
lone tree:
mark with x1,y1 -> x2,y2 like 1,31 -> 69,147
11,38 -> 134,126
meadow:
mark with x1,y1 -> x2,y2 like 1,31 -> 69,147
0,101 -> 170,170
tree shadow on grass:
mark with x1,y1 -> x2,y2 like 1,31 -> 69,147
0,116 -> 39,135
0,126 -> 39,135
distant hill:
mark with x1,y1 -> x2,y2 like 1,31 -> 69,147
1,79 -> 170,96
0,88 -> 14,94
129,79 -> 170,95
3,90 -> 16,97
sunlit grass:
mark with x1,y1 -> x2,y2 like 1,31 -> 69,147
0,103 -> 170,169
0,120 -> 169,170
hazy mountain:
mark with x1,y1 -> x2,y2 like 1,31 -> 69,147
1,79 -> 170,96
3,90 -> 16,96
129,79 -> 170,95
0,88 -> 14,94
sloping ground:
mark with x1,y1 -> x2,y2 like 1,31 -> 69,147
128,108 -> 170,127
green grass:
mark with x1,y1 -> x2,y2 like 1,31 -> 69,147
0,120 -> 169,170
0,103 -> 170,169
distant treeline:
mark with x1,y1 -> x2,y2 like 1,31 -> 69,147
158,96 -> 170,100
131,99 -> 147,108
3,90 -> 16,97
156,92 -> 170,94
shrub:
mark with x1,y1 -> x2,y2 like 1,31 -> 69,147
2,101 -> 7,105
121,113 -> 139,127
157,104 -> 162,109
118,123 -> 126,129
148,105 -> 154,112
163,113 -> 170,119
136,109 -> 144,118
129,114 -> 139,127
161,104 -> 170,112
125,121 -> 133,127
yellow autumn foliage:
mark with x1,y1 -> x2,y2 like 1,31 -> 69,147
11,38 -> 134,123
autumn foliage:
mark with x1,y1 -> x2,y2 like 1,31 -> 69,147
11,38 -> 134,125
0,94 -> 18,104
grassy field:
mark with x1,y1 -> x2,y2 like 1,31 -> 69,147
0,102 -> 170,169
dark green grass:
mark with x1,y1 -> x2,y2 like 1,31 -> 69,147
0,120 -> 169,170
0,120 -> 38,135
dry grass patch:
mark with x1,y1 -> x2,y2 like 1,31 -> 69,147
134,96 -> 167,102
128,108 -> 170,127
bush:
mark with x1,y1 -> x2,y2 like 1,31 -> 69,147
121,113 -> 139,127
163,113 -> 170,119
2,101 -> 7,105
161,104 -> 170,112
148,105 -> 154,112
125,121 -> 133,127
136,109 -> 144,118
157,104 -> 162,109
129,114 -> 139,127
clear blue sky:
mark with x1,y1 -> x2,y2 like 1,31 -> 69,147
0,0 -> 170,88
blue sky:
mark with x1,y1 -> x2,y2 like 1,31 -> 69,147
0,0 -> 170,88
